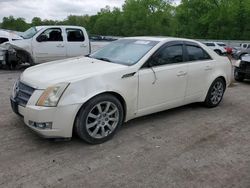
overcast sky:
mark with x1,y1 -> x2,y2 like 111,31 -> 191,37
0,0 -> 181,22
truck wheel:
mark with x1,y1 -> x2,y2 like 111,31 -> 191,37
75,94 -> 124,144
234,69 -> 245,82
204,78 -> 225,108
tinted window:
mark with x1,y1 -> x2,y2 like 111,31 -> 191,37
217,43 -> 226,47
0,37 -> 8,44
204,42 -> 215,47
150,45 -> 183,66
37,28 -> 63,42
66,29 -> 85,42
186,45 -> 211,61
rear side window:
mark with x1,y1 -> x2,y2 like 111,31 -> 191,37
66,29 -> 85,42
186,45 -> 211,61
204,43 -> 215,47
0,37 -> 9,44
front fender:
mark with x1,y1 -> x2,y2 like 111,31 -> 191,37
58,72 -> 139,122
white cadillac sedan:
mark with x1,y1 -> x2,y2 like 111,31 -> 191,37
10,37 -> 232,144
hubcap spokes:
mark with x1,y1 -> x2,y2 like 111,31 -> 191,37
211,82 -> 224,105
86,101 -> 119,139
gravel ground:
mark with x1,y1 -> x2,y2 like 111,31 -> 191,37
0,68 -> 250,188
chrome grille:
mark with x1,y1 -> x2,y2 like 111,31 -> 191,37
14,82 -> 35,107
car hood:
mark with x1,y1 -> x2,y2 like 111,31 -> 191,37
20,56 -> 127,89
241,54 -> 250,62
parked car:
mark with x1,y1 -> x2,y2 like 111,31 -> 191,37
0,29 -> 22,44
234,45 -> 250,59
216,42 -> 233,54
240,43 -> 250,49
234,54 -> 250,82
203,42 -> 227,55
10,37 -> 232,144
0,25 -> 90,67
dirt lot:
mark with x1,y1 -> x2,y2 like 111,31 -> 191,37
0,69 -> 250,188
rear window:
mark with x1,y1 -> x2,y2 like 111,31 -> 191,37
66,29 -> 85,42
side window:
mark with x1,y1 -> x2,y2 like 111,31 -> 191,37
204,43 -> 215,47
37,28 -> 63,42
66,29 -> 85,42
0,37 -> 9,44
150,45 -> 183,66
186,45 -> 211,61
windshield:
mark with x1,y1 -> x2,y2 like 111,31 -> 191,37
90,39 -> 159,65
21,27 -> 38,39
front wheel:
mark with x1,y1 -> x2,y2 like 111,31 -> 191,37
204,78 -> 226,108
75,94 -> 124,144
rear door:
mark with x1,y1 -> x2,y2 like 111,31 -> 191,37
65,28 -> 90,57
32,27 -> 66,63
184,42 -> 214,103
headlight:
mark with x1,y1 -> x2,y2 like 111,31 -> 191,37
36,83 -> 69,107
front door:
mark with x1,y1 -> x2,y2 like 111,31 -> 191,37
32,27 -> 66,63
137,42 -> 188,116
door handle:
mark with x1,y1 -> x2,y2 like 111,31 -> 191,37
80,44 -> 87,47
56,44 -> 64,47
205,66 -> 212,71
177,71 -> 187,77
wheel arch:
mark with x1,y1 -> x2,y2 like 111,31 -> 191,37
202,75 -> 227,102
73,91 -> 127,133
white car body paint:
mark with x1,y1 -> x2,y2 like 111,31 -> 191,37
0,30 -> 22,42
203,42 -> 227,54
12,37 -> 232,138
2,26 -> 90,64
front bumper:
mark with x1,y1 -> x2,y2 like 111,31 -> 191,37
10,97 -> 80,138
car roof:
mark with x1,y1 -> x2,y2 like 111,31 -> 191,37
35,25 -> 86,30
122,36 -> 201,43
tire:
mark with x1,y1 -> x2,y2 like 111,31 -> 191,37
204,78 -> 226,108
75,94 -> 124,144
234,69 -> 245,82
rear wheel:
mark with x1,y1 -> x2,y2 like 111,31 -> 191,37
75,94 -> 124,144
204,78 -> 226,108
234,69 -> 245,82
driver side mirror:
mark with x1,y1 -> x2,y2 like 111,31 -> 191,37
37,35 -> 48,42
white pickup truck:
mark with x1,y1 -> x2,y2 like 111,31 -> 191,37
0,25 -> 90,67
